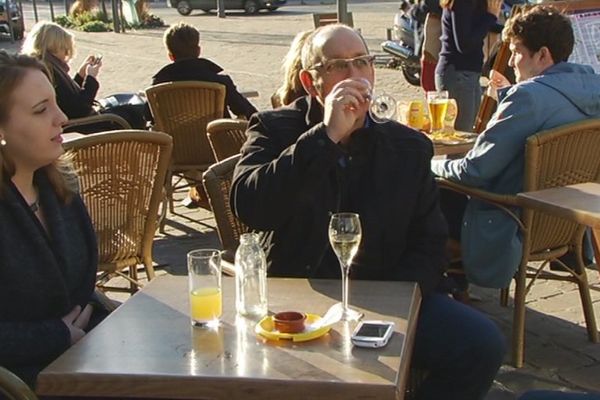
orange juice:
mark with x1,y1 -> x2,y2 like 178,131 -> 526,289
190,287 -> 222,324
407,100 -> 425,130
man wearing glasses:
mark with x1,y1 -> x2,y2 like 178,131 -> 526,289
232,24 -> 505,400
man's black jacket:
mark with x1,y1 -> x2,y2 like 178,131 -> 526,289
152,57 -> 257,119
231,96 -> 448,295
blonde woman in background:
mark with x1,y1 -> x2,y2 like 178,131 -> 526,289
271,29 -> 312,108
21,21 -> 102,119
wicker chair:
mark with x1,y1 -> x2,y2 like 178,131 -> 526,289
0,367 -> 38,400
63,113 -> 131,133
438,119 -> 600,367
145,81 -> 226,229
64,130 -> 173,293
207,119 -> 249,162
203,154 -> 247,275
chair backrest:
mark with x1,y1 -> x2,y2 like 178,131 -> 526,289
312,12 -> 354,28
0,366 -> 38,400
145,81 -> 226,169
203,154 -> 247,260
523,119 -> 600,255
63,113 -> 131,133
206,118 -> 249,162
64,130 -> 173,268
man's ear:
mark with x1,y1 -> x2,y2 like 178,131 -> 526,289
299,70 -> 318,97
168,52 -> 175,62
196,45 -> 201,57
538,46 -> 555,65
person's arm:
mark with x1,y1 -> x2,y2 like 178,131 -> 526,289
0,319 -> 70,366
449,0 -> 497,54
431,87 -> 540,187
55,74 -> 99,118
231,114 -> 343,231
221,75 -> 258,119
395,150 -> 448,296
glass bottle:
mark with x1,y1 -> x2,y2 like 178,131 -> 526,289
235,233 -> 268,318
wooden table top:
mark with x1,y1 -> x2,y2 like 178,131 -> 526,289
37,276 -> 421,400
517,182 -> 600,228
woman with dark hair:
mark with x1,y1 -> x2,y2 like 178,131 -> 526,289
436,0 -> 502,131
0,50 -> 107,388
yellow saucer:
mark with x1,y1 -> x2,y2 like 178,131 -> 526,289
255,313 -> 331,342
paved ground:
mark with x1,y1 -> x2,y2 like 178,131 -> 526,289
2,1 -> 599,398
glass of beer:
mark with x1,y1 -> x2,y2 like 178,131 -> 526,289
426,91 -> 449,135
188,249 -> 222,328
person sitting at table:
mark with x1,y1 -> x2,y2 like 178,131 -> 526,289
20,21 -> 102,120
271,29 -> 312,108
231,24 -> 506,400
431,5 -> 600,290
0,51 -> 109,388
151,22 -> 257,120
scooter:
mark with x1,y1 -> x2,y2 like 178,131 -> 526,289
381,0 -> 421,87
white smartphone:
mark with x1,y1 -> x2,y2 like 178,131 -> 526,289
351,320 -> 394,348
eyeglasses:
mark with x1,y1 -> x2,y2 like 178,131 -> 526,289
309,55 -> 375,74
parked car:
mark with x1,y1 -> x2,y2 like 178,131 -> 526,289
170,0 -> 286,16
0,0 -> 25,40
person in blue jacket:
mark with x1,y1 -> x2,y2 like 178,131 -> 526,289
432,5 -> 600,289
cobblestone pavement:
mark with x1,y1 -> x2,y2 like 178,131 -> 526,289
2,2 -> 599,398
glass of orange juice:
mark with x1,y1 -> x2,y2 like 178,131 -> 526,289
188,249 -> 222,328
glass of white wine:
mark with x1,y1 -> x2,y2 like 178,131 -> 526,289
328,212 -> 363,321
360,78 -> 398,123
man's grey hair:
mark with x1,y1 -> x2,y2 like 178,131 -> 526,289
300,24 -> 369,72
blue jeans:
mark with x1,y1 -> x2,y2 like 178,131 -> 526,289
435,65 -> 482,132
519,391 -> 600,400
412,293 -> 506,400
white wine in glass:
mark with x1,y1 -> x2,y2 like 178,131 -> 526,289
328,213 -> 363,321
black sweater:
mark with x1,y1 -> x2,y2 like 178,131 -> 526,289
0,170 -> 98,387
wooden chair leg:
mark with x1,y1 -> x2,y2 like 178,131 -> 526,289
575,271 -> 599,343
511,262 -> 528,368
144,256 -> 156,281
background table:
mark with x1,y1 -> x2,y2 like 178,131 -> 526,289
517,182 -> 600,276
37,276 -> 421,400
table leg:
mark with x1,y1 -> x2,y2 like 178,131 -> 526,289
592,227 -> 600,277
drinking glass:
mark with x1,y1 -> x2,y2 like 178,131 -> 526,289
328,213 -> 363,321
359,78 -> 398,123
426,90 -> 449,135
188,249 -> 222,328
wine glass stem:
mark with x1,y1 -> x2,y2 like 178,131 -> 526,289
340,262 -> 350,313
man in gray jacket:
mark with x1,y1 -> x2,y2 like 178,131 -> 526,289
432,5 -> 600,288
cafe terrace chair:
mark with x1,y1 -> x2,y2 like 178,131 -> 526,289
63,113 -> 131,133
0,366 -> 38,400
203,154 -> 247,276
64,130 -> 173,293
438,118 -> 600,367
206,118 -> 249,162
145,81 -> 226,230
312,11 -> 354,28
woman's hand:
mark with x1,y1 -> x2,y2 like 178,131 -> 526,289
86,57 -> 102,78
78,55 -> 95,77
487,0 -> 502,18
62,304 -> 93,345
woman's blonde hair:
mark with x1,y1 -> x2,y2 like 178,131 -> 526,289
21,21 -> 75,63
0,51 -> 76,202
273,30 -> 312,107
